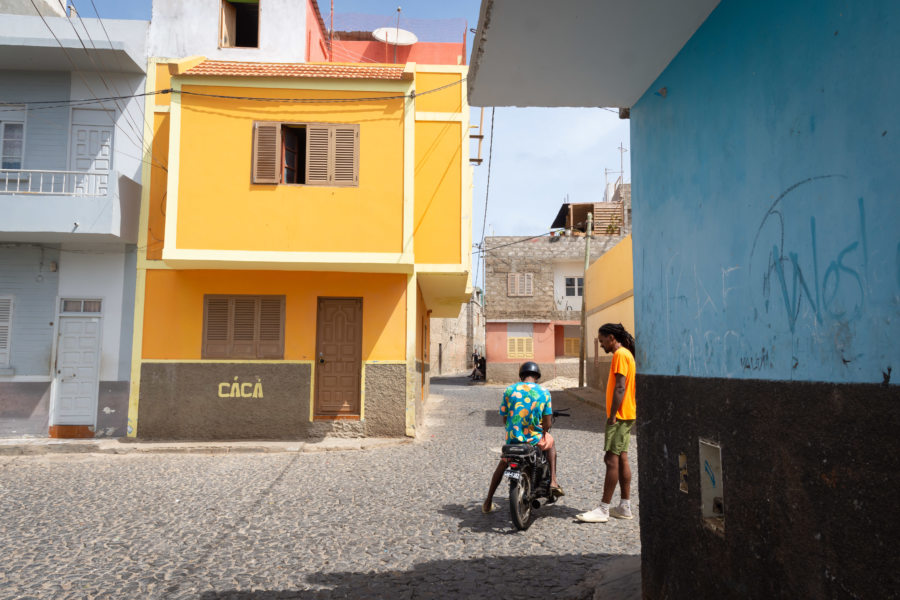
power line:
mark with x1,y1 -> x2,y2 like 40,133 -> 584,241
0,77 -> 465,108
475,231 -> 555,255
64,0 -> 149,145
475,107 -> 495,290
177,77 -> 466,103
26,0 -> 168,173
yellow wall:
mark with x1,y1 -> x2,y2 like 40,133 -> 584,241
414,120 -> 462,264
141,270 -> 407,361
415,72 -> 462,113
174,85 -> 405,253
147,112 -> 169,260
585,235 -> 635,357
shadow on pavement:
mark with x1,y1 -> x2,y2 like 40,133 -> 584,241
438,501 -> 586,534
430,375 -> 487,387
474,391 -> 611,435
200,552 -> 641,600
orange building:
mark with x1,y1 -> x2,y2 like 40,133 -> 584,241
129,1 -> 471,439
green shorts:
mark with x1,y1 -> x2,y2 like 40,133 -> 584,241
604,419 -> 635,455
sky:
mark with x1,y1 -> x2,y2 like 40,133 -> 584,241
82,0 -> 631,286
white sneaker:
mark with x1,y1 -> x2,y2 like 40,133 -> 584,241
610,505 -> 634,520
576,507 -> 609,523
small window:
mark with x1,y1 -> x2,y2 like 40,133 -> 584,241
507,273 -> 533,297
61,299 -> 102,314
203,295 -> 284,359
565,276 -> 583,297
252,122 -> 359,187
0,296 -> 12,367
507,336 -> 534,359
564,337 -> 581,357
1,109 -> 25,170
220,0 -> 259,49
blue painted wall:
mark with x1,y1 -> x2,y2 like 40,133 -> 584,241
631,0 -> 899,384
0,71 -> 70,171
0,245 -> 60,377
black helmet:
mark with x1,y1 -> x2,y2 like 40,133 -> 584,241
519,361 -> 541,380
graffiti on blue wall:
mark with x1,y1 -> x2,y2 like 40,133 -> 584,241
750,176 -> 871,333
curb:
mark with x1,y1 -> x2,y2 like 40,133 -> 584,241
0,437 -> 414,456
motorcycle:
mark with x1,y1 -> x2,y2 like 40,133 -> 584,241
501,408 -> 570,530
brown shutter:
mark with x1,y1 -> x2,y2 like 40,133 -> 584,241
524,273 -> 533,296
524,337 -> 533,358
258,297 -> 284,358
203,297 -> 231,358
507,336 -> 516,358
332,125 -> 359,186
306,125 -> 330,184
231,297 -> 257,358
252,122 -> 280,184
507,273 -> 517,297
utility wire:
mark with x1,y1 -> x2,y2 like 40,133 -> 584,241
0,77 -> 464,108
475,231 -> 556,255
27,0 -> 168,173
64,0 -> 152,149
475,107 -> 495,290
58,0 -> 147,146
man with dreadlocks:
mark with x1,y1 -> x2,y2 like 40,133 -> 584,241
577,323 -> 637,523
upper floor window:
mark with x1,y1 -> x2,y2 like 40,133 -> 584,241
252,122 -> 359,187
1,107 -> 26,170
507,272 -> 533,297
220,0 -> 259,48
565,276 -> 583,297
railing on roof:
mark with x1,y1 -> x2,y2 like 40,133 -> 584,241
0,169 -> 108,197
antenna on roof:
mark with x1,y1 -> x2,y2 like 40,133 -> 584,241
372,7 -> 417,63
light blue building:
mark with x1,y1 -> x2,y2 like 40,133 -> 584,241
0,0 -> 148,438
468,0 -> 899,597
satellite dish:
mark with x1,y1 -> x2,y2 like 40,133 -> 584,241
373,26 -> 418,46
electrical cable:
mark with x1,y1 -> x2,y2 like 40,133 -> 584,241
475,231 -> 556,255
26,0 -> 168,173
475,107 -> 495,290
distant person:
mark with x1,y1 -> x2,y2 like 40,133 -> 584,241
577,323 -> 636,523
483,361 -> 563,513
469,352 -> 484,380
477,355 -> 486,381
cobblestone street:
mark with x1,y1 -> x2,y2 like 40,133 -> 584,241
0,377 -> 640,599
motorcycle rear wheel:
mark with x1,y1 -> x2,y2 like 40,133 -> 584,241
509,471 -> 533,530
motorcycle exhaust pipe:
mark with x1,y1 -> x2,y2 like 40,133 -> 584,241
531,499 -> 541,509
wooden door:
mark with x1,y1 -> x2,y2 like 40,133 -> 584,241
314,298 -> 362,417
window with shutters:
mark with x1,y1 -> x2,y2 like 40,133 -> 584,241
252,121 -> 359,187
564,337 -> 581,357
0,296 -> 12,367
203,295 -> 284,359
507,272 -> 534,297
507,336 -> 534,359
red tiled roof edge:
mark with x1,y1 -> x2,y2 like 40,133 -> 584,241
182,60 -> 410,80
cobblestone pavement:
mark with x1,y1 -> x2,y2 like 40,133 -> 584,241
0,376 -> 640,599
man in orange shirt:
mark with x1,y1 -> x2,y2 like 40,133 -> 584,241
577,323 -> 637,523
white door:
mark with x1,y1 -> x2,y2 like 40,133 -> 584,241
54,316 -> 101,426
70,123 -> 113,196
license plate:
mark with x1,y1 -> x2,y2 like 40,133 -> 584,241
504,469 -> 521,480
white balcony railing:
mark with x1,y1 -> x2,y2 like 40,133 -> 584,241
0,169 -> 109,197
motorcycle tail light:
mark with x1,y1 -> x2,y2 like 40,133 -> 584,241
509,463 -> 518,468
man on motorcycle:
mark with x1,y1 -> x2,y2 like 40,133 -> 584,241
482,361 -> 563,513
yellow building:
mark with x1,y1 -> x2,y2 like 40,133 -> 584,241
585,235 -> 634,391
129,56 -> 471,439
